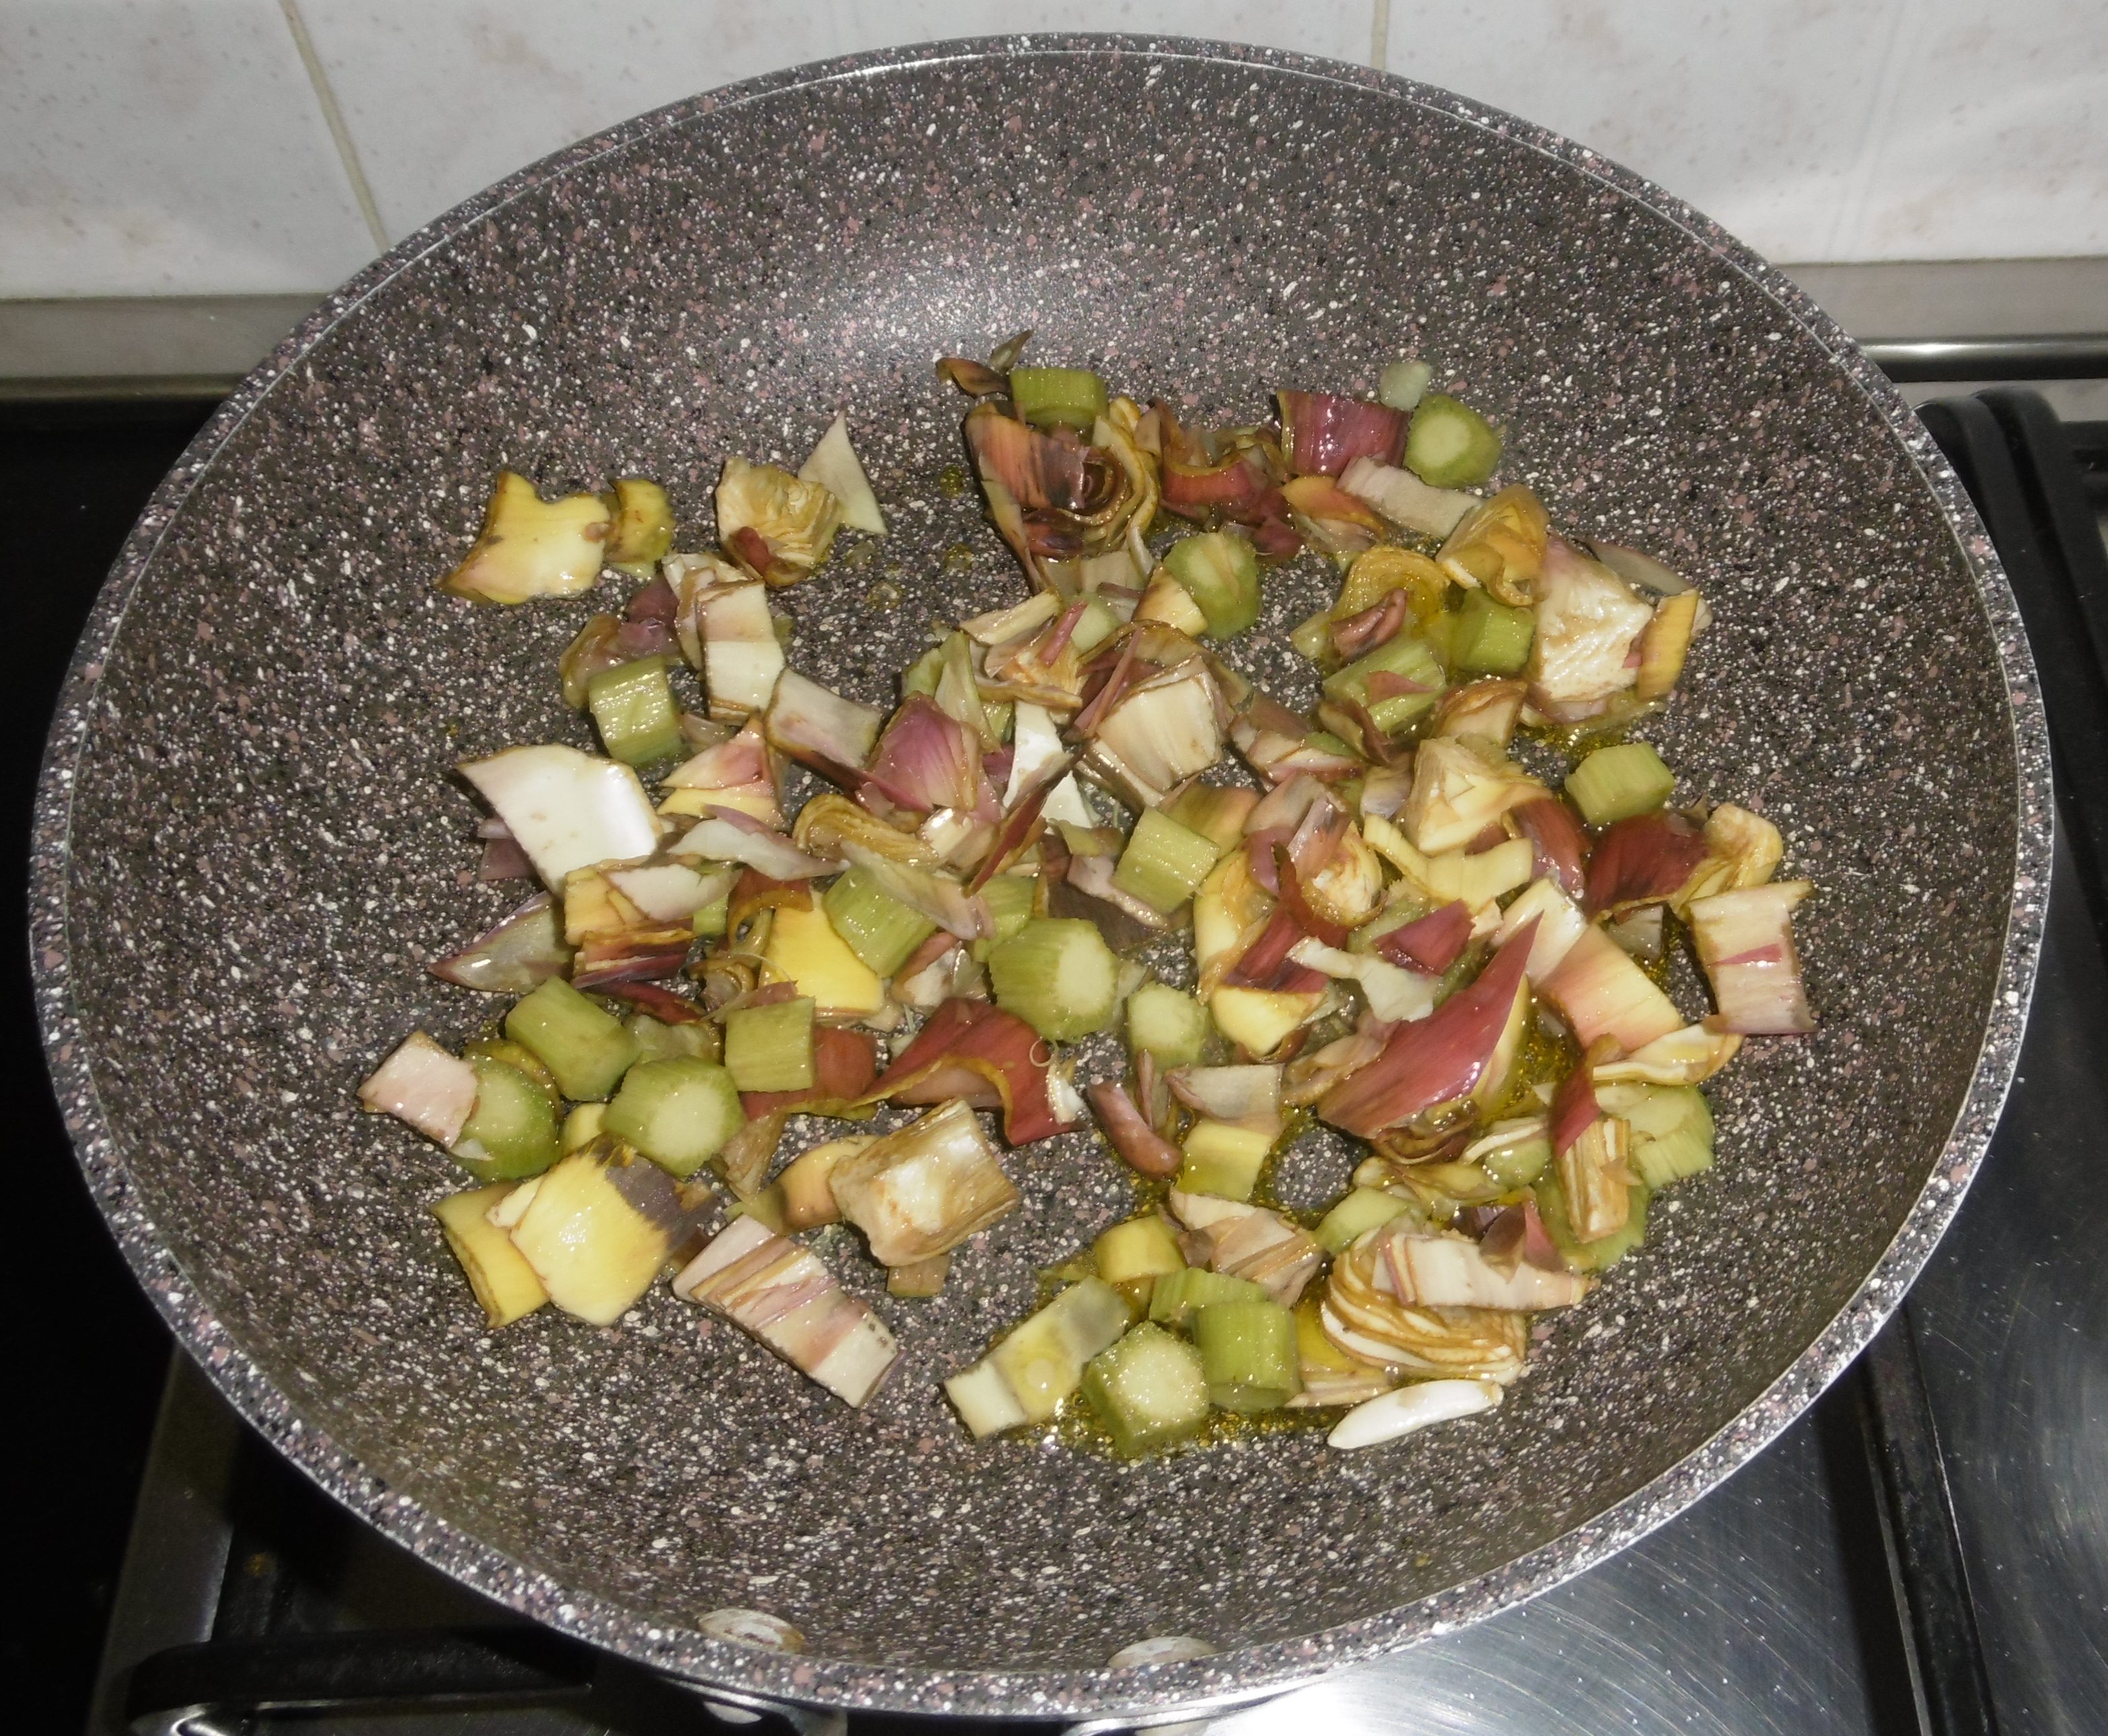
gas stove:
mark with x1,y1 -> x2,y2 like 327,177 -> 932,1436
15,369 -> 2106,1736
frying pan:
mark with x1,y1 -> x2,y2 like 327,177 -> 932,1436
33,35 -> 2049,1725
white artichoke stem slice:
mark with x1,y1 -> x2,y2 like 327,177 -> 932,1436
359,1030 -> 478,1147
459,744 -> 661,892
688,580 -> 785,719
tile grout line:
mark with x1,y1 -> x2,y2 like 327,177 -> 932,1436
1823,0 -> 1920,262
276,0 -> 391,254
1369,0 -> 1393,73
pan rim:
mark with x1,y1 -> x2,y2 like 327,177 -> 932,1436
30,31 -> 2052,1721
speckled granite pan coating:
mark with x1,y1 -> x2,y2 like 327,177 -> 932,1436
32,36 -> 2048,1722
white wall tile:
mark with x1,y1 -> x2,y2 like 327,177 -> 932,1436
297,2 -> 1377,245
3,1 -> 2101,305
0,0 -> 378,297
1383,0 -> 1920,264
1836,0 -> 2108,260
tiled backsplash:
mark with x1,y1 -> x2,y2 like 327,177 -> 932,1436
3,1 -> 2103,299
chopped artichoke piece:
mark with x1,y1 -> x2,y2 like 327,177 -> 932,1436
1087,659 -> 1227,807
441,470 -> 612,604
458,743 -> 660,893
797,413 -> 886,536
886,1253 -> 952,1298
360,1030 -> 478,1148
717,456 -> 843,586
1432,677 -> 1527,744
777,1135 -> 871,1229
1167,1190 -> 1323,1306
507,1149 -> 692,1326
828,1098 -> 1021,1266
1673,801 -> 1785,912
1401,736 -> 1544,855
1539,925 -> 1684,1054
1324,1232 -> 1532,1383
1437,483 -> 1550,607
431,1182 -> 548,1328
1207,984 -> 1327,1060
1529,538 -> 1655,723
1134,571 -> 1208,636
982,1278 -> 1132,1426
1363,811 -> 1535,915
1339,456 -> 1478,538
1591,1023 -> 1743,1085
1374,1223 -> 1585,1299
674,1215 -> 899,1406
1535,1171 -> 1650,1272
603,477 -> 675,573
1634,587 -> 1704,700
762,900 -> 886,1020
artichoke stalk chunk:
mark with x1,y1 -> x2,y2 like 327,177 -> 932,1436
986,916 -> 1118,1041
1402,393 -> 1502,489
1083,1324 -> 1211,1455
1194,1299 -> 1301,1413
448,1056 -> 560,1181
1378,359 -> 1433,411
602,1055 -> 742,1178
1125,981 -> 1210,1066
504,978 -> 641,1102
1566,742 -> 1676,826
586,656 -> 683,767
